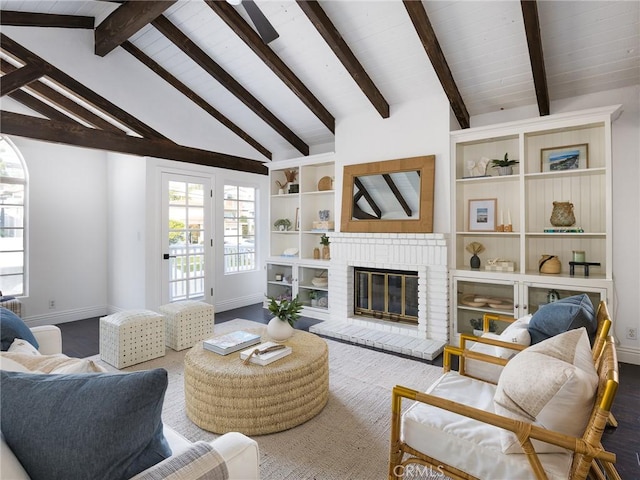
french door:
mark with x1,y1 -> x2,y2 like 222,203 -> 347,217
161,173 -> 212,304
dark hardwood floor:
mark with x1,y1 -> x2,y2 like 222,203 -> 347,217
58,303 -> 640,477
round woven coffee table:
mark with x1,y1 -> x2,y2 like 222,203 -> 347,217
184,328 -> 329,435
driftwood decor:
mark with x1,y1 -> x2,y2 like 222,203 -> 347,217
341,155 -> 435,233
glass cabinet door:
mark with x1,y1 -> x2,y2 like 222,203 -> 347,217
453,278 -> 517,336
523,283 -> 606,316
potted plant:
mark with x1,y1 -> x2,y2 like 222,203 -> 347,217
469,318 -> 497,336
320,233 -> 330,259
490,153 -> 518,176
274,218 -> 292,231
308,290 -> 319,307
266,294 -> 303,341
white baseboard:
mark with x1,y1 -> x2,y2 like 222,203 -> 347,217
23,306 -> 109,327
617,345 -> 640,365
215,293 -> 264,313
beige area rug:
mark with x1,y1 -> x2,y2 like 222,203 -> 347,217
94,319 -> 444,480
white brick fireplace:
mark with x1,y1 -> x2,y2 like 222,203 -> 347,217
310,232 -> 449,360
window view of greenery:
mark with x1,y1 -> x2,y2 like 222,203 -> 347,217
0,137 -> 26,296
224,184 -> 256,274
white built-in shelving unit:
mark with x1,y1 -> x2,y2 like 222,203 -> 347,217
265,153 -> 335,320
450,105 -> 621,338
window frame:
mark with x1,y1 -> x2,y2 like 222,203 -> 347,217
222,183 -> 257,275
0,136 -> 28,297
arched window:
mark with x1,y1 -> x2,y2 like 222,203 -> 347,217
0,136 -> 27,296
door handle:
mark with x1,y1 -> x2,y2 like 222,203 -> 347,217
163,253 -> 176,260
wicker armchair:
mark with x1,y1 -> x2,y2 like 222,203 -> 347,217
389,329 -> 620,480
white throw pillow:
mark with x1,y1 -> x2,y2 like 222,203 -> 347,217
8,339 -> 41,356
480,314 -> 532,359
493,328 -> 598,454
51,359 -> 107,374
0,355 -> 32,373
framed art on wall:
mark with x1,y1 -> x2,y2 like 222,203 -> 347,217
541,144 -> 588,172
468,198 -> 497,232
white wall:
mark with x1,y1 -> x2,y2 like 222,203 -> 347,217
8,137 -> 109,326
107,152 -> 147,310
334,92 -> 452,233
471,85 -> 640,364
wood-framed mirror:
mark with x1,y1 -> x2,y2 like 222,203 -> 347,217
340,155 -> 435,233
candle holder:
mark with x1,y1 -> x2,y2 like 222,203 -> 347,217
496,224 -> 505,232
504,224 -> 513,232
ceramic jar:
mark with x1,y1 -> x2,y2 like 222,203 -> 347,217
539,254 -> 561,274
550,201 -> 575,227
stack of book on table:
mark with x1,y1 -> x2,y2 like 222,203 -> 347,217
240,341 -> 292,366
203,330 -> 261,355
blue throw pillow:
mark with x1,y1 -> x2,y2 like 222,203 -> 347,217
528,294 -> 596,345
0,307 -> 39,351
0,368 -> 172,480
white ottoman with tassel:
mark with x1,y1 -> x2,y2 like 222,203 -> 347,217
159,300 -> 214,351
99,309 -> 165,369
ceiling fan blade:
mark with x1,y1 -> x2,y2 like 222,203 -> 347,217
241,0 -> 279,44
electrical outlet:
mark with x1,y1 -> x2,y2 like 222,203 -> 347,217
627,328 -> 637,340
48,299 -> 55,309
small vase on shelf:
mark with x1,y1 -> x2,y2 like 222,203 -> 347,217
470,254 -> 481,269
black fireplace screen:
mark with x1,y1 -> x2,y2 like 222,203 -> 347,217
354,267 -> 418,324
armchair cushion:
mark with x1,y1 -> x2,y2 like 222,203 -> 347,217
402,372 -> 572,479
0,308 -> 38,351
494,328 -> 598,454
528,294 -> 596,345
0,368 -> 172,480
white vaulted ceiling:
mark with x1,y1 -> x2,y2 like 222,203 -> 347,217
1,0 -> 638,169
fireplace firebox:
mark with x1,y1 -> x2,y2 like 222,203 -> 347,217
354,267 -> 418,325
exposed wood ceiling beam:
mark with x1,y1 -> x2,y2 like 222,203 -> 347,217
296,0 -> 389,119
0,11 -> 94,29
7,89 -> 81,124
205,0 -> 335,134
403,0 -> 470,129
1,59 -> 124,133
0,63 -> 44,96
1,111 -> 268,175
95,1 -> 176,57
121,40 -> 272,160
207,2 -> 335,131
151,15 -> 309,156
1,33 -> 168,140
521,0 -> 550,116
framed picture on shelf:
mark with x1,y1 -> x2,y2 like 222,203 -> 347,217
541,144 -> 588,172
468,198 -> 497,232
